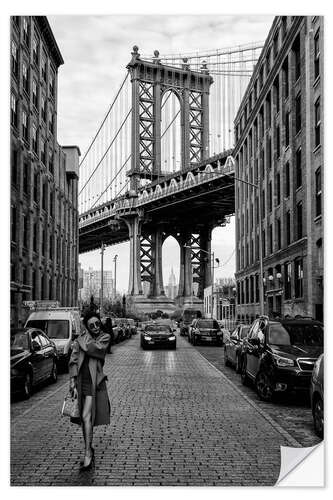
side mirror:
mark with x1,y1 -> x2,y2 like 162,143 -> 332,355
31,340 -> 41,352
72,333 -> 79,340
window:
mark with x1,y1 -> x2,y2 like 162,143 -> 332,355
32,36 -> 39,65
269,224 -> 273,253
41,229 -> 45,255
11,205 -> 17,243
267,137 -> 272,169
41,139 -> 46,165
314,29 -> 320,80
261,188 -> 265,218
49,71 -> 55,97
11,148 -> 18,186
296,148 -> 302,188
33,222 -> 37,252
49,111 -> 54,134
23,161 -> 29,194
32,125 -> 38,154
32,79 -> 38,108
276,125 -> 280,158
49,234 -> 53,260
285,111 -> 290,146
49,150 -> 54,175
259,66 -> 264,89
11,41 -> 18,77
282,57 -> 289,98
315,167 -> 322,217
260,148 -> 265,179
315,98 -> 321,147
41,56 -> 47,81
22,62 -> 29,94
266,49 -> 271,76
294,258 -> 303,298
274,76 -> 280,113
285,162 -> 290,198
254,81 -> 258,101
273,32 -> 279,58
316,238 -> 323,269
293,35 -> 301,81
286,210 -> 291,245
269,181 -> 272,212
11,94 -> 18,127
284,262 -> 292,299
41,96 -> 46,122
22,215 -> 28,247
276,172 -> 281,205
295,93 -> 301,133
265,92 -> 271,128
42,181 -> 47,211
281,16 -> 287,38
276,219 -> 281,249
296,201 -> 303,239
33,171 -> 38,201
23,17 -> 29,46
50,192 -> 54,218
262,229 -> 266,257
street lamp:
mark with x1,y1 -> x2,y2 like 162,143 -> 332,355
184,245 -> 220,318
201,163 -> 265,315
113,254 -> 118,301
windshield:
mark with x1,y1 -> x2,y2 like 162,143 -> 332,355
11,331 -> 29,350
268,323 -> 323,346
183,310 -> 200,321
240,326 -> 250,339
197,320 -> 219,329
26,319 -> 69,339
145,325 -> 170,333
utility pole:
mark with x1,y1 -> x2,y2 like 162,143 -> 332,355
113,254 -> 118,301
100,242 -> 105,316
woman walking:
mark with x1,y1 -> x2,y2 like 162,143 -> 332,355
69,311 -> 111,470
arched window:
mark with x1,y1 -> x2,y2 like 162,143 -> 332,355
161,90 -> 181,174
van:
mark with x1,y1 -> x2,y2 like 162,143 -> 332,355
25,306 -> 81,370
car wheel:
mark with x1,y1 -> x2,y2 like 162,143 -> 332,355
240,358 -> 250,386
224,348 -> 231,366
313,396 -> 324,438
235,355 -> 241,373
256,371 -> 274,402
23,372 -> 33,399
50,360 -> 58,383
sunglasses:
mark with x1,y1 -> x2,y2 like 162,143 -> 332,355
88,321 -> 100,329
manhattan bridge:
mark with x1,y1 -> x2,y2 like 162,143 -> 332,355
78,42 -> 263,313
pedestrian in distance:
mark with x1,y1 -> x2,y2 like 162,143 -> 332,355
69,311 -> 111,471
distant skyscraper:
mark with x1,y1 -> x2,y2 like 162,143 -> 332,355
165,267 -> 178,299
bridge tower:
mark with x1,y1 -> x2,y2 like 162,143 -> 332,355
123,46 -> 214,315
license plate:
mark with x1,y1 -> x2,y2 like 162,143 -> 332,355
202,337 -> 212,341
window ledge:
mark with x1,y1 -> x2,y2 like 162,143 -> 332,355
313,144 -> 321,154
313,75 -> 320,88
314,214 -> 322,223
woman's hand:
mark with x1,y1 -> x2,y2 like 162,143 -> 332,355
69,377 -> 77,398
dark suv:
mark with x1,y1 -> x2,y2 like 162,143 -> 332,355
240,316 -> 323,402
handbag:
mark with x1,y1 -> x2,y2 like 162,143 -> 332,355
61,392 -> 80,419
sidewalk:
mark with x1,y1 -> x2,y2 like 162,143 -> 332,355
11,335 -> 299,486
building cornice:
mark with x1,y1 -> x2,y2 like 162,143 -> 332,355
34,16 -> 64,67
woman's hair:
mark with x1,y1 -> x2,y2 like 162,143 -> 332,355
83,310 -> 101,329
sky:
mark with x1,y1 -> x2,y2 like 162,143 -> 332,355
48,14 -> 274,293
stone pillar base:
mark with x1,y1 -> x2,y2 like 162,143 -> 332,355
175,296 -> 204,313
126,294 -> 176,316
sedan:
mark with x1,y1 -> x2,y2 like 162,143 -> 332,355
10,328 -> 58,399
189,318 -> 223,346
140,323 -> 176,350
224,324 -> 250,372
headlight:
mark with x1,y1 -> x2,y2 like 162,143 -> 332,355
273,354 -> 295,367
168,336 -> 176,341
144,335 -> 152,340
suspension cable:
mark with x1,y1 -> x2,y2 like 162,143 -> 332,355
79,71 -> 129,167
79,108 -> 132,196
161,110 -> 180,139
90,154 -> 131,209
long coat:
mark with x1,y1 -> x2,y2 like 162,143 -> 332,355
68,330 -> 111,426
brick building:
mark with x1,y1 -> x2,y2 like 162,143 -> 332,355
10,16 -> 80,327
234,16 -> 323,322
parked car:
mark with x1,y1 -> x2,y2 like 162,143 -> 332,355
188,318 -> 223,346
310,353 -> 324,438
240,316 -> 323,402
140,323 -> 176,350
112,318 -> 126,343
179,309 -> 201,336
127,318 -> 137,336
11,328 -> 58,399
224,324 -> 250,372
25,306 -> 81,371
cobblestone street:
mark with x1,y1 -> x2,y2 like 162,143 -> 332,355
11,332 -> 319,486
